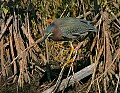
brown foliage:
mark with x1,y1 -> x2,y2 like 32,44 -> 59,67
0,0 -> 120,92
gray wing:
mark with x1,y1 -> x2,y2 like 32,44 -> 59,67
56,18 -> 97,39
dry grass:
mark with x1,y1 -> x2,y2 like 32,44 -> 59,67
0,0 -> 120,93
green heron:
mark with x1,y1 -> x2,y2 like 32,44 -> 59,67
44,17 -> 97,40
43,17 -> 97,66
42,17 -> 97,91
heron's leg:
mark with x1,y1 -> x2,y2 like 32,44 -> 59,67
68,41 -> 74,60
62,41 -> 74,68
52,42 -> 75,92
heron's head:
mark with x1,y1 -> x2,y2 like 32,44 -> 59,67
41,22 -> 56,43
44,22 -> 56,36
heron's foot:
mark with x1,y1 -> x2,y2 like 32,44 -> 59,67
62,59 -> 74,68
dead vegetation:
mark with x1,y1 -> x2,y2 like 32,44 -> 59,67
0,0 -> 120,93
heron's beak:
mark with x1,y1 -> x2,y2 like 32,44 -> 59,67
41,32 -> 53,43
